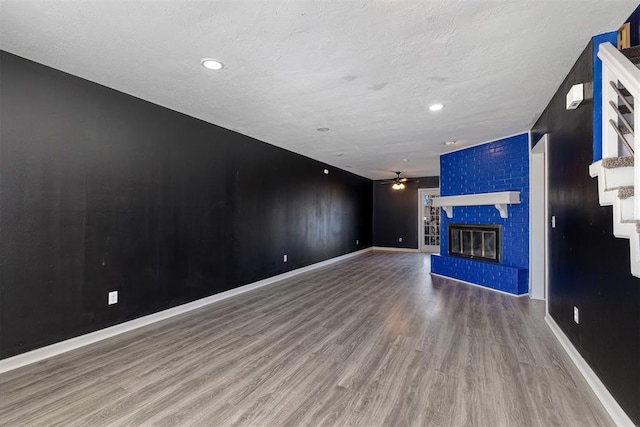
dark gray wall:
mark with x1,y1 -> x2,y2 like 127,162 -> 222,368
0,51 -> 373,359
372,176 -> 439,248
532,41 -> 640,424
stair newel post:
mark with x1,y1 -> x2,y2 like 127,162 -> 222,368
602,63 -> 618,160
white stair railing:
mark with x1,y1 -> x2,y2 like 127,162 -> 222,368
599,42 -> 640,219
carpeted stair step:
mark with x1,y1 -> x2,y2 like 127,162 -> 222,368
618,187 -> 636,221
618,186 -> 634,199
612,122 -> 633,136
602,156 -> 634,168
601,157 -> 635,190
617,104 -> 633,115
616,85 -> 632,98
622,46 -> 640,65
621,220 -> 640,233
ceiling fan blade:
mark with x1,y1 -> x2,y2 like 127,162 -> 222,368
399,178 -> 408,182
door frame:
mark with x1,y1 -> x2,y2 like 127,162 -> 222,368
418,188 -> 441,253
529,133 -> 549,302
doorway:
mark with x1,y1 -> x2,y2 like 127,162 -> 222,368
418,188 -> 441,253
530,134 -> 549,301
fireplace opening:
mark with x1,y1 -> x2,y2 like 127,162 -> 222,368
449,224 -> 501,263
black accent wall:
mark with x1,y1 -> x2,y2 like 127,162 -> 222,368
0,51 -> 372,359
625,3 -> 640,47
372,176 -> 439,249
532,42 -> 640,424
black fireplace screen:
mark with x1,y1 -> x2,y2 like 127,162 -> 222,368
449,224 -> 501,263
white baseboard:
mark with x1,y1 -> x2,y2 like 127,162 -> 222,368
0,247 -> 373,374
372,246 -> 420,253
544,315 -> 634,427
430,273 -> 528,298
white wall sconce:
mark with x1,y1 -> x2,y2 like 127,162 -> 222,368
566,83 -> 584,110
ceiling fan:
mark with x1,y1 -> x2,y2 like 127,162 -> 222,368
380,172 -> 412,190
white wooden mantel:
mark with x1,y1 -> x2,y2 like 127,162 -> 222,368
432,191 -> 521,219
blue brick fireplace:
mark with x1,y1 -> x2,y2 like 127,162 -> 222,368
431,133 -> 529,295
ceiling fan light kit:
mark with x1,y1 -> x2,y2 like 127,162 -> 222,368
381,172 -> 409,190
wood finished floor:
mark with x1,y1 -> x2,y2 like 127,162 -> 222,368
0,252 -> 614,427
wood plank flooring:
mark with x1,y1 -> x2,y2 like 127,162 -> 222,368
0,252 -> 614,426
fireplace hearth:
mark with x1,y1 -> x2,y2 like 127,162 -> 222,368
449,224 -> 501,263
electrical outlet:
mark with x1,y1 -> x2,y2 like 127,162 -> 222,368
398,237 -> 403,242
356,239 -> 359,245
283,254 -> 288,262
108,291 -> 118,305
573,306 -> 579,324
551,215 -> 556,228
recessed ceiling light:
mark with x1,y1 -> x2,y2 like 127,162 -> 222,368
429,103 -> 444,111
201,58 -> 224,70
444,140 -> 457,146
317,127 -> 330,132
402,158 -> 409,162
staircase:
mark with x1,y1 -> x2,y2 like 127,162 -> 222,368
590,42 -> 640,278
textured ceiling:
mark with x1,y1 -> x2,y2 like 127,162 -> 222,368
0,1 -> 636,179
